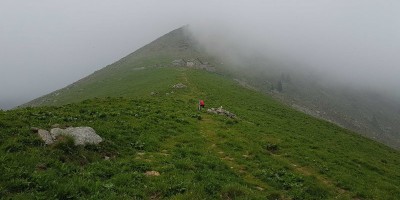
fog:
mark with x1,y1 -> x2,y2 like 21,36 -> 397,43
189,1 -> 400,98
1,0 -> 400,109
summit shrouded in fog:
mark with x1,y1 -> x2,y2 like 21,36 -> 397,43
1,0 -> 400,109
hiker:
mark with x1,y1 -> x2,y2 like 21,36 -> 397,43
198,100 -> 205,110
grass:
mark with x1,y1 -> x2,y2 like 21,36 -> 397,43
1,67 -> 400,199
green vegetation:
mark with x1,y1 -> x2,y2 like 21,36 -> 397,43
2,68 -> 400,199
23,26 -> 400,150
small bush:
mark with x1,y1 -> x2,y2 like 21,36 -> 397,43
221,184 -> 246,199
165,182 -> 187,197
4,141 -> 26,153
191,114 -> 202,120
265,143 -> 279,153
99,113 -> 107,119
204,181 -> 221,197
5,179 -> 34,193
176,118 -> 189,124
53,135 -> 77,155
225,119 -> 238,125
19,137 -> 43,147
267,192 -> 282,200
131,141 -> 145,150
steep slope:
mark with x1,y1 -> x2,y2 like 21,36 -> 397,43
21,26 -> 208,107
21,26 -> 400,149
2,67 -> 400,199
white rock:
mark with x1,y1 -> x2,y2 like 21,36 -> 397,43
50,127 -> 102,145
172,83 -> 187,89
38,129 -> 54,145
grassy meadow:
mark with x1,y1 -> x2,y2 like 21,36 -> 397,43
1,67 -> 400,199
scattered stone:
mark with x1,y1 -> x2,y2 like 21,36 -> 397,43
150,192 -> 162,200
172,59 -> 185,66
223,156 -> 235,161
103,183 -> 114,189
38,129 -> 54,145
207,106 -> 236,118
255,186 -> 264,191
186,61 -> 195,67
50,127 -> 103,145
172,83 -> 187,89
145,171 -> 160,176
104,156 -> 110,160
171,58 -> 216,72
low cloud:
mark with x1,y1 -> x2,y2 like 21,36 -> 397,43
1,0 -> 400,109
189,1 -> 400,98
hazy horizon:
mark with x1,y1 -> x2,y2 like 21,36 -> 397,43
2,0 -> 400,109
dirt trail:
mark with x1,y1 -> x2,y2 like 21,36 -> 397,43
179,70 -> 272,192
198,116 -> 273,193
177,69 -> 350,198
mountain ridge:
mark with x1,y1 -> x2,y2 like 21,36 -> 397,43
2,26 -> 400,199
21,26 -> 400,149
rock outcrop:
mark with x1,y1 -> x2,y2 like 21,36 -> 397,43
172,59 -> 185,66
50,127 -> 103,145
33,126 -> 102,146
171,58 -> 216,72
207,106 -> 236,118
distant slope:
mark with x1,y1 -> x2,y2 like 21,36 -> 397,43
3,67 -> 400,199
223,62 -> 400,149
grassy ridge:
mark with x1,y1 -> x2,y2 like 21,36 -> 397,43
21,26 -> 400,151
1,67 -> 400,199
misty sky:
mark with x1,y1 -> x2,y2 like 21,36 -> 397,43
1,1 -> 400,109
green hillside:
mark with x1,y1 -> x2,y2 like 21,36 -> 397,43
3,27 -> 399,199
2,67 -> 400,199
21,26 -> 400,150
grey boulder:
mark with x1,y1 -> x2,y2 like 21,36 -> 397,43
38,129 -> 54,145
50,127 -> 103,145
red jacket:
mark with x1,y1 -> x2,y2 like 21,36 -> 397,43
199,100 -> 205,106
